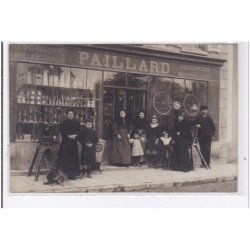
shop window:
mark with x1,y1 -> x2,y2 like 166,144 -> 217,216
86,70 -> 102,134
70,68 -> 87,89
15,63 -> 102,142
185,80 -> 208,116
172,78 -> 186,102
147,76 -> 174,130
147,76 -> 211,133
103,71 -> 126,86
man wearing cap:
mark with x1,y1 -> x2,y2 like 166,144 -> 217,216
192,105 -> 215,168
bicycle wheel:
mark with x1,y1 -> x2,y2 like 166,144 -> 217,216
153,92 -> 172,115
183,94 -> 200,116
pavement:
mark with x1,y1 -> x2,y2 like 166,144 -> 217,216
10,163 -> 237,193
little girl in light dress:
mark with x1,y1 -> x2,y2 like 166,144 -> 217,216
129,131 -> 145,167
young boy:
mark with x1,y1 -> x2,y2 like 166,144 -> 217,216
78,120 -> 99,178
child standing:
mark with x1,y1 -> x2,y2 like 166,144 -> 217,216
129,131 -> 145,167
157,130 -> 172,170
145,115 -> 161,168
78,120 -> 99,178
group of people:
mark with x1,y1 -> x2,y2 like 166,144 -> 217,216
111,106 -> 215,173
49,105 -> 215,185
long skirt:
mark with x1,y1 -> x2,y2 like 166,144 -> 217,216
139,133 -> 146,163
145,138 -> 158,155
171,138 -> 192,172
157,144 -> 172,167
57,140 -> 80,178
112,129 -> 131,165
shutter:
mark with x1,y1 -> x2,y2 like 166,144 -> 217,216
208,82 -> 220,140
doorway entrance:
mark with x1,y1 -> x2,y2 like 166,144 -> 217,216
103,87 -> 147,140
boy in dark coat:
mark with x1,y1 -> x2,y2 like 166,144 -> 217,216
78,120 -> 99,178
191,105 -> 215,168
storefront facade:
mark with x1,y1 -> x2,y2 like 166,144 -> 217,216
9,44 -> 238,170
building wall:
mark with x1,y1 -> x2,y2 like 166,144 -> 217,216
227,44 -> 238,163
9,44 -> 238,170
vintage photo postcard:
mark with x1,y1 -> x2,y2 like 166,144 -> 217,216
1,43 -> 248,207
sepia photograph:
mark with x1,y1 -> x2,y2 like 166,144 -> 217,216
6,43 -> 239,194
1,2 -> 250,250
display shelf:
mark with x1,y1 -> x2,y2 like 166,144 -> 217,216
17,102 -> 95,109
15,63 -> 100,142
24,83 -> 89,91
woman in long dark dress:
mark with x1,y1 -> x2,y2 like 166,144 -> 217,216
133,109 -> 147,164
57,109 -> 80,179
112,110 -> 132,166
171,112 -> 193,172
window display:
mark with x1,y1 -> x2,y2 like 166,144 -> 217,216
16,63 -> 101,142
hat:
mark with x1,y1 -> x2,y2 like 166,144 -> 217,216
151,114 -> 157,119
200,105 -> 208,110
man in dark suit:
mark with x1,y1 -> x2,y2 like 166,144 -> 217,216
192,105 -> 215,168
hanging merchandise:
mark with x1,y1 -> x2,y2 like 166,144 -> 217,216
73,79 -> 78,89
27,66 -> 35,84
35,66 -> 43,85
48,66 -> 54,87
26,90 -> 30,104
70,71 -> 77,89
61,94 -> 65,106
27,71 -> 32,84
173,101 -> 181,110
65,71 -> 71,88
54,75 -> 59,87
17,92 -> 22,103
53,66 -> 62,87
59,70 -> 65,87
90,99 -> 95,108
42,65 -> 50,86
21,92 -> 26,104
87,99 -> 91,107
36,95 -> 41,105
30,90 -> 36,104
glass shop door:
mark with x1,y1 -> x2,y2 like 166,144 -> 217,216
103,87 -> 147,140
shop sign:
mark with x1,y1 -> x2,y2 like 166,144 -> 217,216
9,44 -> 220,81
9,44 -> 66,64
77,51 -> 170,75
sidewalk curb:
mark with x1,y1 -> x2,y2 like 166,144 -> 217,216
79,175 -> 237,193
13,175 -> 237,193
10,162 -> 228,177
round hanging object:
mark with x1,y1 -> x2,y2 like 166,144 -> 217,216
183,94 -> 200,116
153,92 -> 172,115
173,101 -> 181,110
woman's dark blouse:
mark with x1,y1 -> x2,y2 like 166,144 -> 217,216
58,119 -> 80,142
134,118 -> 147,131
146,124 -> 161,140
113,118 -> 132,135
173,119 -> 192,143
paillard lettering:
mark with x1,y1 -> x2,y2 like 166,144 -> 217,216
78,51 -> 170,75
